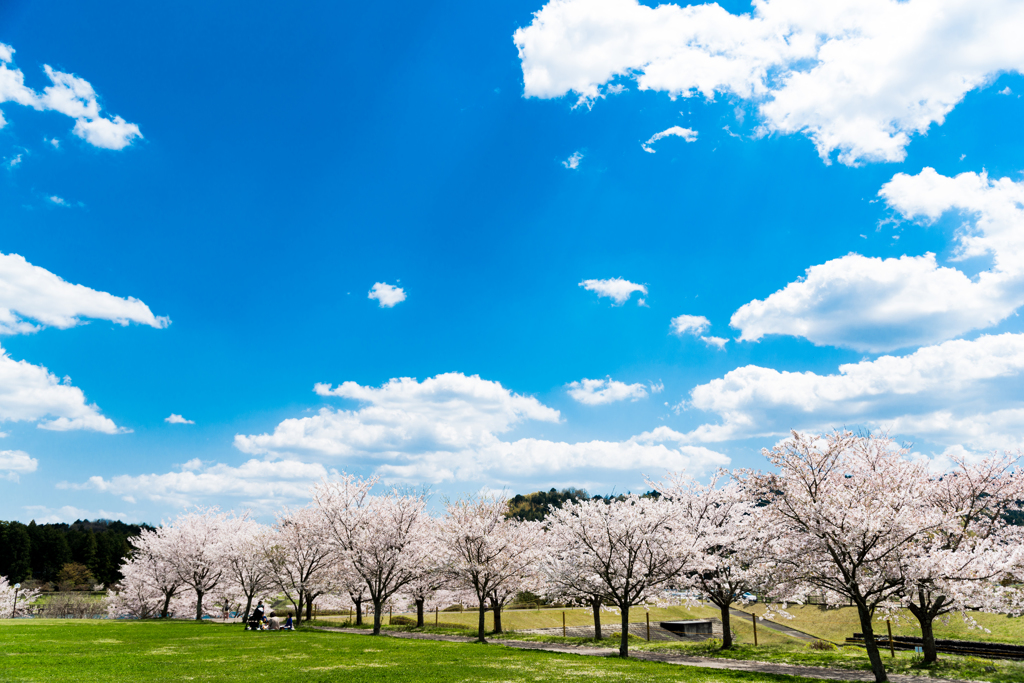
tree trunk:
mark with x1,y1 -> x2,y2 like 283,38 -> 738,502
242,595 -> 253,624
919,616 -> 937,664
855,600 -> 889,683
295,595 -> 305,626
354,598 -> 363,626
306,598 -> 314,622
372,598 -> 383,635
591,597 -> 602,640
416,598 -> 425,627
161,591 -> 173,619
491,598 -> 503,634
619,604 -> 630,658
477,601 -> 488,643
195,590 -> 204,621
718,602 -> 733,649
908,589 -> 944,665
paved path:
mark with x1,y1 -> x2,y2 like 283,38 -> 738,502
311,626 -> 979,683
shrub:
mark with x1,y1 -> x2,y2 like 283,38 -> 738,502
390,616 -> 416,626
808,639 -> 836,651
39,592 -> 97,619
441,604 -> 464,612
56,563 -> 95,592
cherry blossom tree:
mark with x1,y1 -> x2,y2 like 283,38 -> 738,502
892,452 -> 1024,663
105,558 -> 165,619
157,508 -> 235,621
223,517 -> 274,622
541,549 -> 610,639
436,495 -> 543,642
1,575 -> 39,618
261,505 -> 336,625
545,495 -> 690,658
314,474 -> 430,635
745,431 -> 945,683
124,528 -> 183,618
652,469 -> 770,649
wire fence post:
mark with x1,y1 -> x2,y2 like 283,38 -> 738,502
562,611 -> 566,637
435,606 -> 438,626
646,612 -> 650,641
887,620 -> 895,658
752,613 -> 758,646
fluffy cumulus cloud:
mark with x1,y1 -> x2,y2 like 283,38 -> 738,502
165,414 -> 194,425
0,349 -> 125,433
66,458 -> 330,507
567,377 -> 649,405
680,332 -> 1024,446
642,126 -> 697,153
732,168 -> 1024,351
233,372 -> 728,485
368,282 -> 406,308
0,252 -> 170,335
514,0 -> 1024,165
0,46 -> 142,149
670,314 -> 710,336
0,449 -> 37,482
579,277 -> 647,305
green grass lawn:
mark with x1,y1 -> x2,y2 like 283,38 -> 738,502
322,602 -> 1024,683
0,619 -> 828,683
744,604 -> 1024,645
321,604 -> 795,646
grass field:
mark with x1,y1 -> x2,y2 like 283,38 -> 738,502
0,619 -> 825,683
320,602 -> 1024,682
321,604 -> 797,646
744,604 -> 1024,645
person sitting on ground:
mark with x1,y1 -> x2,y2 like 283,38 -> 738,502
268,612 -> 282,631
247,601 -> 266,631
284,615 -> 294,630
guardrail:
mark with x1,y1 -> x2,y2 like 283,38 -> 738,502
845,634 -> 1024,661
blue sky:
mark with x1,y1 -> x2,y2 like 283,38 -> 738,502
3,0 -> 1024,523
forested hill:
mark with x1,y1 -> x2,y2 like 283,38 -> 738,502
0,519 -> 151,587
505,488 -> 660,521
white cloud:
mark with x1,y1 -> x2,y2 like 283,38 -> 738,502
22,504 -> 130,524
0,449 -> 37,482
562,150 -> 583,169
67,459 -> 331,507
241,372 -> 561,456
0,348 -> 126,433
641,125 -> 697,153
514,0 -> 1024,165
72,115 -> 142,151
682,332 -> 1024,444
999,86 -> 1013,95
233,371 -> 728,485
567,377 -> 648,405
47,137 -> 59,148
732,168 -> 1024,352
700,336 -> 728,350
165,414 -> 194,425
368,282 -> 406,308
0,251 -> 170,335
48,195 -> 68,206
579,277 -> 647,305
0,47 -> 142,150
670,314 -> 710,336
6,153 -> 21,168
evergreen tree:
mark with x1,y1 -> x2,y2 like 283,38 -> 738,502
0,521 -> 32,583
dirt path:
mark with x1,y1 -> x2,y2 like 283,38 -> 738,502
310,625 -> 976,683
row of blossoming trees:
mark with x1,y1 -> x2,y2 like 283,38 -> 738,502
60,431 -> 1024,683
